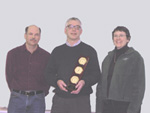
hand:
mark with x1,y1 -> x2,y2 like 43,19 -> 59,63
71,80 -> 85,94
57,80 -> 68,92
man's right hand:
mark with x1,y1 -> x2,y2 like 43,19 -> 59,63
57,80 -> 68,92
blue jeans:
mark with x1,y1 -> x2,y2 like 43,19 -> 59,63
8,91 -> 45,113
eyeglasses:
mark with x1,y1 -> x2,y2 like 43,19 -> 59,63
114,34 -> 126,38
66,24 -> 81,30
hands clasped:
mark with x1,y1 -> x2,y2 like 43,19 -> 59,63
57,80 -> 85,94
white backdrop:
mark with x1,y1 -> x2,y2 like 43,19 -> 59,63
0,0 -> 149,112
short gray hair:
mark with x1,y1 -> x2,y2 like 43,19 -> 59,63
65,17 -> 82,27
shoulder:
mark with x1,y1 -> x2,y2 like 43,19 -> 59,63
105,49 -> 115,58
80,42 -> 97,53
102,49 -> 115,65
37,47 -> 50,61
38,47 -> 50,56
127,47 -> 144,61
127,47 -> 143,57
7,45 -> 23,56
51,43 -> 66,53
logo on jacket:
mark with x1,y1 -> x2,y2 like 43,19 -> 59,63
123,58 -> 129,61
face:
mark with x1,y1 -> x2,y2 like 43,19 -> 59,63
65,20 -> 82,41
24,25 -> 41,47
113,31 -> 129,49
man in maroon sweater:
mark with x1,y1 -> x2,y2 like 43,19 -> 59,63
6,25 -> 50,113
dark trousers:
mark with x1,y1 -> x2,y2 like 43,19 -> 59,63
51,94 -> 91,113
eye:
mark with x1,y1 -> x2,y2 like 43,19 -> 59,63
67,24 -> 73,29
66,24 -> 81,30
28,33 -> 33,35
75,25 -> 81,30
35,33 -> 40,36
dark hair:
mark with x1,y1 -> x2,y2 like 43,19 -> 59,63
25,26 -> 41,34
112,26 -> 131,40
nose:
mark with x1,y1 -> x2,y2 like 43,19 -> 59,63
72,27 -> 77,30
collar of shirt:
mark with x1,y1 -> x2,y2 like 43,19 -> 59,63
21,43 -> 40,54
66,40 -> 81,47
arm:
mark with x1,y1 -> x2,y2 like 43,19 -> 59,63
96,54 -> 110,113
96,76 -> 103,113
82,50 -> 101,87
44,53 -> 59,87
127,55 -> 145,113
5,51 -> 13,90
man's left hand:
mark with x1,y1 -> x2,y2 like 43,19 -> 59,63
71,80 -> 85,94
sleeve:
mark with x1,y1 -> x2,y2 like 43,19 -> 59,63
96,76 -> 103,113
96,56 -> 107,113
42,54 -> 51,96
82,49 -> 101,87
5,51 -> 13,90
43,82 -> 51,96
127,55 -> 145,113
44,49 -> 59,87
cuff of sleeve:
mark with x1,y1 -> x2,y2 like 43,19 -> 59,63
81,78 -> 89,87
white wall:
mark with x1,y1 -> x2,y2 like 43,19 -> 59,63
0,0 -> 149,112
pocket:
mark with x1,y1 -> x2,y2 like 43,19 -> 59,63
11,91 -> 21,98
35,92 -> 45,100
113,100 -> 130,110
102,99 -> 130,113
52,94 -> 62,104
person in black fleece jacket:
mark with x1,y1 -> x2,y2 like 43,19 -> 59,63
45,17 -> 101,113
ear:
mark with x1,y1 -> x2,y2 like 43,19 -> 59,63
127,37 -> 130,42
64,28 -> 67,34
80,29 -> 83,35
127,39 -> 130,43
24,33 -> 26,39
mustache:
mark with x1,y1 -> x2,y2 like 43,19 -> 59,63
30,38 -> 37,41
